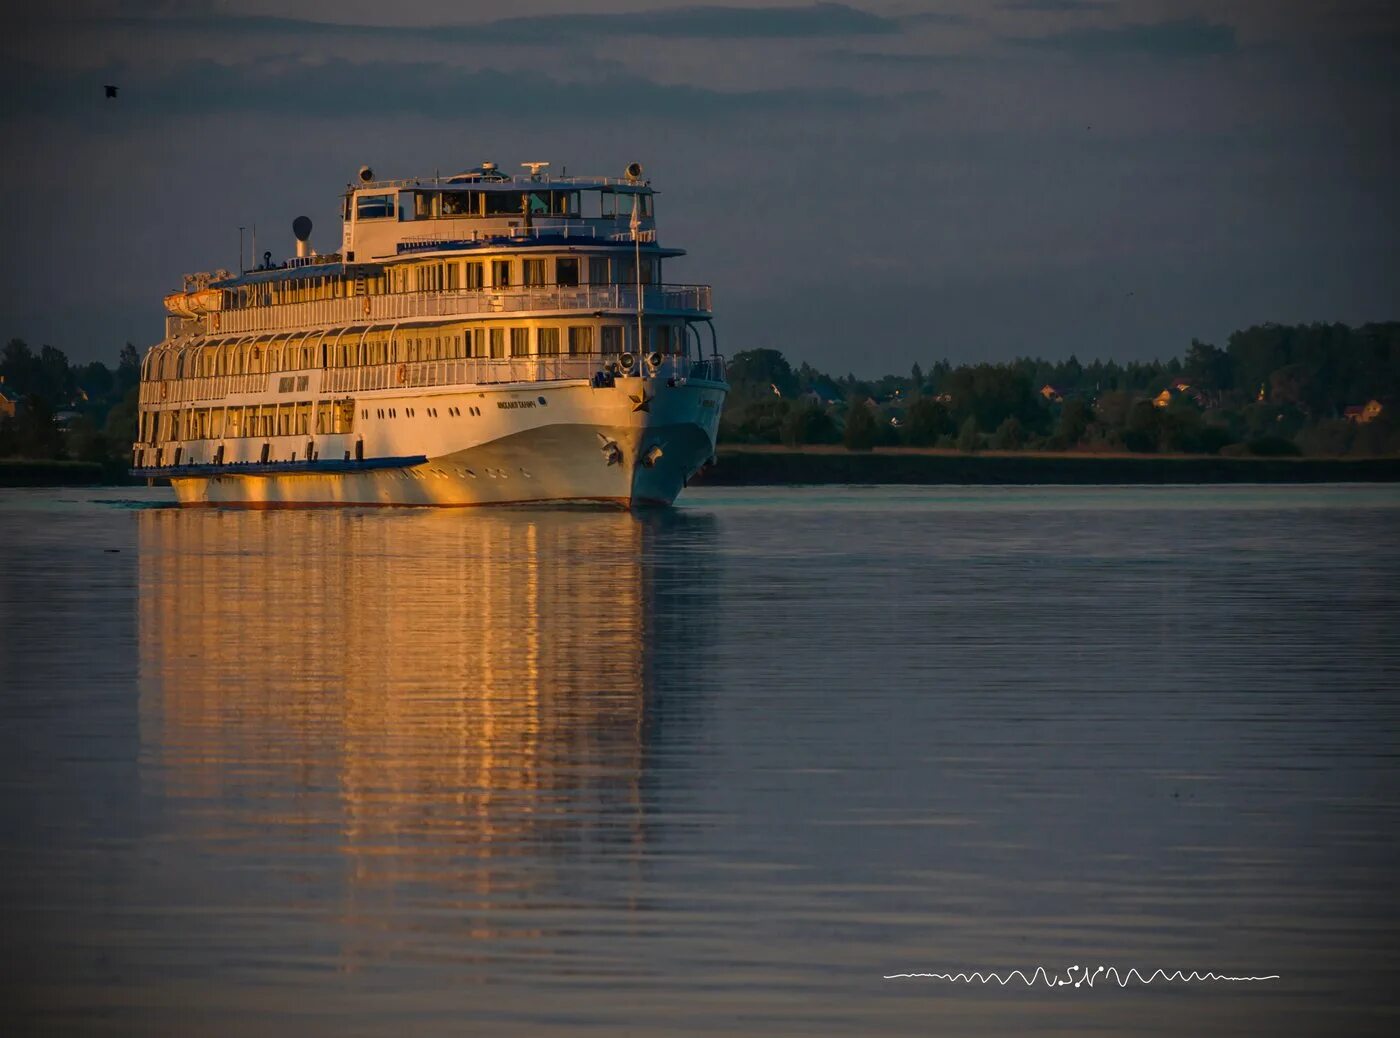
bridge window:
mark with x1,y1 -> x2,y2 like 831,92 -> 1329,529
484,192 -> 524,217
357,194 -> 394,220
442,191 -> 479,217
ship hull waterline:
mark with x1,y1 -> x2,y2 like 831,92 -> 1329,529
151,376 -> 724,509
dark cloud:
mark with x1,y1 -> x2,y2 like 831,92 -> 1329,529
822,48 -> 965,67
0,56 -> 906,123
998,0 -> 1113,12
83,3 -> 899,45
1013,17 -> 1238,57
892,11 -> 970,27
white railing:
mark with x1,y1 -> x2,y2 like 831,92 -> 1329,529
143,354 -> 727,407
207,284 -> 711,336
322,354 -> 722,393
140,371 -> 269,406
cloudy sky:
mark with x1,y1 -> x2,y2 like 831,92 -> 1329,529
2,1 -> 1395,371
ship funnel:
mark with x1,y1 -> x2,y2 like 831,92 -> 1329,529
293,215 -> 313,258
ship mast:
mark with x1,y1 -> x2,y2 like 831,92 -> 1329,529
631,192 -> 644,362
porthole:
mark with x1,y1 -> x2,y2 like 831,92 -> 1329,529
537,396 -> 547,406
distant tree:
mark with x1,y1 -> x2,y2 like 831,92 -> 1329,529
1183,338 -> 1232,396
781,401 -> 838,447
12,394 -> 63,458
1247,435 -> 1302,457
35,345 -> 75,404
1123,400 -> 1160,452
1296,419 -> 1354,457
115,343 -> 142,395
956,416 -> 979,453
104,387 -> 140,456
1056,399 -> 1092,446
842,398 -> 878,451
1,338 -> 35,394
65,414 -> 110,463
990,415 -> 1025,450
726,348 -> 797,401
904,397 -> 950,446
910,362 -> 924,391
718,398 -> 791,444
942,363 -> 1045,433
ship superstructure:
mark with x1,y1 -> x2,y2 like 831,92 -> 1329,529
132,161 -> 727,506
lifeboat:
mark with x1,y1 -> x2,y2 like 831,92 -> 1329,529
163,288 -> 224,318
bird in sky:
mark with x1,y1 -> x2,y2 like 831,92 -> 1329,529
104,85 -> 118,99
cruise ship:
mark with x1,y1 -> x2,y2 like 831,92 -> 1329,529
131,161 -> 728,506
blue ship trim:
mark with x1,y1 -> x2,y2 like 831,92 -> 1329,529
131,455 -> 428,479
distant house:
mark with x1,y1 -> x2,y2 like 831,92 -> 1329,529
1171,378 -> 1192,392
1343,399 -> 1384,424
0,384 -> 17,421
801,384 -> 843,407
1154,386 -> 1206,409
1039,384 -> 1068,403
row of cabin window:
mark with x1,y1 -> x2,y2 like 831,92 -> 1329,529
352,189 -> 653,223
391,255 -> 659,294
148,323 -> 689,379
142,400 -> 355,443
232,255 -> 659,308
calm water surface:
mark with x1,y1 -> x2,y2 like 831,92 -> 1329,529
1,485 -> 1398,1036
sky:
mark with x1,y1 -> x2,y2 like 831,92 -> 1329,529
1,1 -> 1396,372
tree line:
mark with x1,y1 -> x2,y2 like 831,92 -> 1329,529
3,321 -> 1397,467
720,322 -> 1400,457
0,340 -> 141,466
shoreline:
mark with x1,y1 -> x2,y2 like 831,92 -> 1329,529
692,447 -> 1400,486
4,450 -> 1398,489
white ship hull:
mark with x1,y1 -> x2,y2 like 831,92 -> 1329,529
151,370 -> 724,508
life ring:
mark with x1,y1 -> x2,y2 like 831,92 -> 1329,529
396,363 -> 408,385
362,296 -> 371,317
211,312 -> 221,331
160,382 -> 168,401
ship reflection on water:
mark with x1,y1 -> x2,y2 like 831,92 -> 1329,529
136,505 -> 717,968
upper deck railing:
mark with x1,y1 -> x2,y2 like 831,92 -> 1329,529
202,283 -> 711,337
140,354 -> 727,407
358,173 -> 650,192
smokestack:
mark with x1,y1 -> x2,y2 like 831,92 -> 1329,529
292,215 -> 313,260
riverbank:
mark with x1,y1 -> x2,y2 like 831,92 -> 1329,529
0,459 -> 117,487
692,446 -> 1400,485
